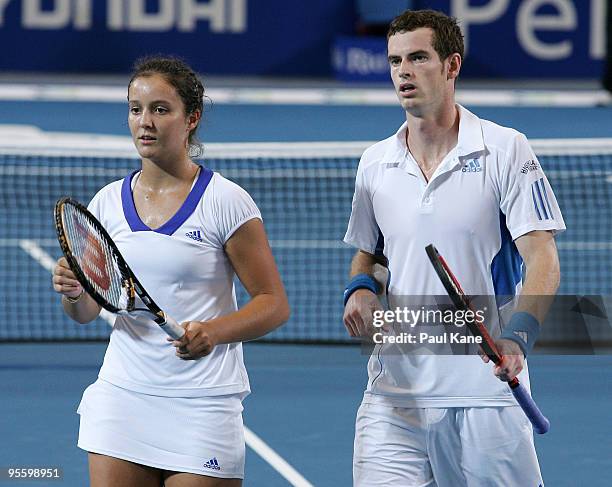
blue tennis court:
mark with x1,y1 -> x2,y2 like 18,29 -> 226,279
1,345 -> 611,486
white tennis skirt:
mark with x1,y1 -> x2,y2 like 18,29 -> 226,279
77,379 -> 245,479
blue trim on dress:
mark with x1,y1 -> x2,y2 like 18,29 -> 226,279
121,166 -> 213,235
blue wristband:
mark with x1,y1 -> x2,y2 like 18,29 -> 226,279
500,311 -> 540,356
343,273 -> 379,306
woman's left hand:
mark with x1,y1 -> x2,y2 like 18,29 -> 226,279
168,322 -> 218,360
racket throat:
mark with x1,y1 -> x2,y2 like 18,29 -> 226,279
130,282 -> 165,324
152,312 -> 168,325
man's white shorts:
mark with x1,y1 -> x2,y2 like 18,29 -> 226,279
354,402 -> 543,487
77,379 -> 245,479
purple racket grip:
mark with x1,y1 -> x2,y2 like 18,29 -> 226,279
510,381 -> 550,434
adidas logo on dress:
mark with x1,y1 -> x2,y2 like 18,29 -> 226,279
186,230 -> 203,242
203,457 -> 221,471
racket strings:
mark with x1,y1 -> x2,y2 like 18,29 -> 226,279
62,205 -> 128,309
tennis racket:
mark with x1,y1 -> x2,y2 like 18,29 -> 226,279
425,244 -> 550,434
55,197 -> 185,340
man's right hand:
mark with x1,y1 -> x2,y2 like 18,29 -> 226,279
343,289 -> 384,338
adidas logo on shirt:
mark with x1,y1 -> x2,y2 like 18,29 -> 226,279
186,230 -> 203,242
203,457 -> 221,471
462,159 -> 482,173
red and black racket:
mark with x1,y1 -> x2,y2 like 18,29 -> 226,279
425,244 -> 550,434
55,197 -> 185,340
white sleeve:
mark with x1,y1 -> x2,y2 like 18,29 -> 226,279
343,157 -> 380,254
87,188 -> 105,222
499,133 -> 566,240
210,175 -> 262,245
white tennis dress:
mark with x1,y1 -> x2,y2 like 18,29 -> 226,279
77,167 -> 261,479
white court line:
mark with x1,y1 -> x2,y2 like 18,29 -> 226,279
0,165 -> 358,179
0,83 -> 611,107
17,238 -> 314,487
269,240 -> 348,249
1,128 -> 611,158
1,165 -> 611,181
4,238 -> 612,251
244,428 -> 314,487
18,239 -> 116,325
556,241 -> 612,251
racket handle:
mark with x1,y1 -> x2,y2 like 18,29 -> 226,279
509,380 -> 550,434
159,313 -> 185,340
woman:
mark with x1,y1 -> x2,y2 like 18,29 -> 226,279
52,56 -> 290,487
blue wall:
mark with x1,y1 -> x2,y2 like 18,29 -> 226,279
422,0 -> 605,77
0,0 -> 605,78
0,0 -> 356,76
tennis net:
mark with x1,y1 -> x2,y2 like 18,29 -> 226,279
1,130 -> 611,344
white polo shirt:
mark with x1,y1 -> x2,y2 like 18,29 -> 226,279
344,105 -> 565,407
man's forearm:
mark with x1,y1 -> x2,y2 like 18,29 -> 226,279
350,250 -> 387,277
349,250 -> 389,294
515,241 -> 560,324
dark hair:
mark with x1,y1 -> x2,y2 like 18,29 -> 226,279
128,55 -> 205,152
387,9 -> 464,62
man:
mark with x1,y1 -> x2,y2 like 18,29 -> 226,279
343,9 -> 564,486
